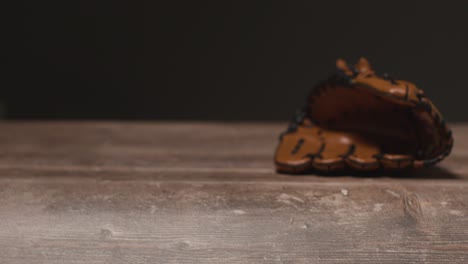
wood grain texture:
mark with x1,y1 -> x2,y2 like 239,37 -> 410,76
0,122 -> 467,264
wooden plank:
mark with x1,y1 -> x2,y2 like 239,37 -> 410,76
0,174 -> 466,263
0,122 -> 466,179
0,122 -> 280,171
0,122 -> 466,263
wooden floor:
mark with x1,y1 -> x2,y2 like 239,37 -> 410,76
0,122 -> 467,264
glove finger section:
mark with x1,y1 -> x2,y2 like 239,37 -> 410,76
311,131 -> 352,172
345,137 -> 381,171
379,154 -> 413,169
353,78 -> 420,106
275,127 -> 322,173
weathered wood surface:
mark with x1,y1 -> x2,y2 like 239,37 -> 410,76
0,122 -> 467,264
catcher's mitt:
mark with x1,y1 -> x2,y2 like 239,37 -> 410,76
275,58 -> 453,173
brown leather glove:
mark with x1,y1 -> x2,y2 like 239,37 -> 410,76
274,58 -> 453,173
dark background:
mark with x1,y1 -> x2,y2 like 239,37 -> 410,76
2,1 -> 467,121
